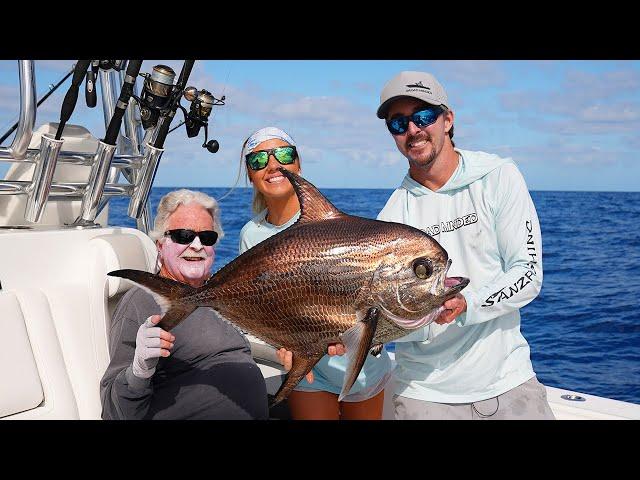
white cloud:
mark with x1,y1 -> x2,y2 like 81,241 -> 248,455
423,60 -> 509,88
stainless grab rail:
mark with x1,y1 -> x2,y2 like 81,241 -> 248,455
0,60 -> 37,160
0,60 -> 198,234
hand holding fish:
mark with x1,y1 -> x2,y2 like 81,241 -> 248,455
276,343 -> 346,382
434,294 -> 467,325
276,348 -> 314,383
110,169 -> 469,404
327,344 -> 346,356
131,315 -> 176,378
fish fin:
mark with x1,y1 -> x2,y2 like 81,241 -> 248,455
278,168 -> 342,224
157,305 -> 198,330
270,353 -> 324,408
108,269 -> 198,331
338,307 -> 380,401
369,343 -> 384,358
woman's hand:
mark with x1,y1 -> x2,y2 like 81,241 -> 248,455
276,348 -> 314,383
327,344 -> 345,356
275,343 -> 346,384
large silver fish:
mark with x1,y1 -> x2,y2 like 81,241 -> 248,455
109,168 -> 469,405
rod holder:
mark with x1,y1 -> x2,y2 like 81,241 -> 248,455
24,133 -> 64,222
73,141 -> 118,225
128,143 -> 164,219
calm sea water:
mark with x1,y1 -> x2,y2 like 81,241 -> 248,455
109,189 -> 640,404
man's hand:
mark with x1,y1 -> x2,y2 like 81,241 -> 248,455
435,294 -> 467,324
132,315 -> 175,378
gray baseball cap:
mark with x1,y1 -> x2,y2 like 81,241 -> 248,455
377,71 -> 449,119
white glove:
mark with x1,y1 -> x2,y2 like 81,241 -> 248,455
131,315 -> 175,378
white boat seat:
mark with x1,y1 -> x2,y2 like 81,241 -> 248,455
0,289 -> 79,419
87,232 -> 156,380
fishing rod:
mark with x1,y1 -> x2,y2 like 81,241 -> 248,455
128,60 -> 195,219
0,65 -> 75,145
103,60 -> 143,146
75,60 -> 144,224
151,60 -> 195,149
55,60 -> 92,140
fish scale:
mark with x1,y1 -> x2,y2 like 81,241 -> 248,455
109,168 -> 469,405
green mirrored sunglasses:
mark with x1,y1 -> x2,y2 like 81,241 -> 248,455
245,146 -> 298,171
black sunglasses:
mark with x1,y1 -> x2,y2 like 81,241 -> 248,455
164,229 -> 219,246
386,106 -> 444,135
245,146 -> 298,171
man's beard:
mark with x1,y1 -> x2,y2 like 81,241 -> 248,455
407,135 -> 438,169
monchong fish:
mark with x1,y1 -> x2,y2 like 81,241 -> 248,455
109,168 -> 469,405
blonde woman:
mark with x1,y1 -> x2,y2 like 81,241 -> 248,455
238,127 -> 393,420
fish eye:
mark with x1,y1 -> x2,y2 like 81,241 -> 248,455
413,258 -> 433,279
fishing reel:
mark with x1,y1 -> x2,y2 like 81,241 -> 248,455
98,60 -> 125,71
137,64 -> 177,130
84,60 -> 126,108
179,86 -> 225,153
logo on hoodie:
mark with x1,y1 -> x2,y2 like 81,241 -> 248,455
481,220 -> 539,307
422,213 -> 478,237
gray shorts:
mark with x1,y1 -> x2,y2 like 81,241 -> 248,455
394,376 -> 556,420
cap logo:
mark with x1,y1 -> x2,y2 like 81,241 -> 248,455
406,81 -> 430,91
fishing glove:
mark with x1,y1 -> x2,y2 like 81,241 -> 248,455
131,316 -> 168,378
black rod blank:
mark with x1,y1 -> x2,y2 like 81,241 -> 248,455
55,60 -> 92,140
103,60 -> 143,146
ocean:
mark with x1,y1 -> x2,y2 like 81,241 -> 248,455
109,188 -> 640,404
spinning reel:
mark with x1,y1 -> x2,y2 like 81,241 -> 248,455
179,86 -> 225,153
137,64 -> 177,130
134,63 -> 225,154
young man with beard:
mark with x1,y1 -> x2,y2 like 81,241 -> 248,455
375,71 -> 555,419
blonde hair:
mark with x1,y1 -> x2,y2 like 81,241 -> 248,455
239,137 -> 268,214
148,189 -> 224,243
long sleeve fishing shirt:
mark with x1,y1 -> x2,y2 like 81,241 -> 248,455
377,148 -> 543,403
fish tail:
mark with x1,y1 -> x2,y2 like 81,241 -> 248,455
108,268 -> 201,330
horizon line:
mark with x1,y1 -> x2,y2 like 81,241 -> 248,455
152,185 -> 640,194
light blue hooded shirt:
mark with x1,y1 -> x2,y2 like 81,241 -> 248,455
377,148 -> 542,403
239,209 -> 393,398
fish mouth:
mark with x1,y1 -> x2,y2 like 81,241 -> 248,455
443,276 -> 469,298
438,258 -> 469,299
377,260 -> 470,330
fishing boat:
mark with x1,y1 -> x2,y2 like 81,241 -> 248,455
1,60 -> 638,420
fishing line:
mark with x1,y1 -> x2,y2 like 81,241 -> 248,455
216,65 -> 245,204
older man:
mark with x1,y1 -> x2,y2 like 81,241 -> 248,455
100,189 -> 269,419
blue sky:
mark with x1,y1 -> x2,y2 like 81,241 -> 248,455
1,60 -> 638,191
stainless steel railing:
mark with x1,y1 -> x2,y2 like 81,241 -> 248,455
0,60 -> 158,231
